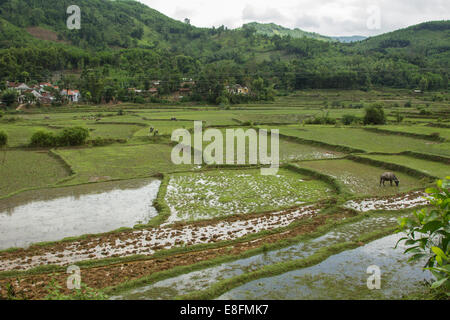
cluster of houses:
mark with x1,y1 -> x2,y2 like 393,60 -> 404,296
2,78 -> 250,106
2,81 -> 81,105
127,78 -> 197,100
128,79 -> 249,101
225,84 -> 249,95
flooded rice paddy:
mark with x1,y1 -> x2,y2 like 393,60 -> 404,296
112,211 -> 426,300
0,205 -> 320,271
344,191 -> 429,212
165,169 -> 331,223
218,232 -> 433,300
0,179 -> 160,249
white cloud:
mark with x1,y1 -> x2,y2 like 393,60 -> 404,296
139,0 -> 450,36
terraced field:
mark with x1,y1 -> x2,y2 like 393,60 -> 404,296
265,126 -> 450,157
296,159 -> 426,196
359,154 -> 450,179
0,88 -> 448,300
55,144 -> 194,184
165,169 -> 332,222
0,150 -> 70,198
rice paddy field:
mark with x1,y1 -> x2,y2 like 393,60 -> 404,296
359,154 -> 450,179
296,159 -> 426,196
0,88 -> 448,300
0,150 -> 70,198
165,169 -> 331,222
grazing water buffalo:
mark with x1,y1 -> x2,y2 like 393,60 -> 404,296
380,172 -> 399,187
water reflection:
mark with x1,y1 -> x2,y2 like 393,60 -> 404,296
0,179 -> 161,249
218,233 -> 433,300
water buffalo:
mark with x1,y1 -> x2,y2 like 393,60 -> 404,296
380,172 -> 399,187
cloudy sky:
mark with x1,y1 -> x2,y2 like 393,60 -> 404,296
139,0 -> 449,36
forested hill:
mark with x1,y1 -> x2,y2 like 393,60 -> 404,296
353,21 -> 450,68
0,0 -> 448,104
0,0 -> 193,49
240,22 -> 333,42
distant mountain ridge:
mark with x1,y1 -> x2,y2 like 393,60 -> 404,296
331,36 -> 367,43
241,22 -> 333,41
241,22 -> 367,43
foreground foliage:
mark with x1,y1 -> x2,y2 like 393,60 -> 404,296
45,279 -> 108,300
397,177 -> 450,296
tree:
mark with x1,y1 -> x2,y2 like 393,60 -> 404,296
363,104 -> 386,125
419,77 -> 429,91
1,89 -> 18,107
0,131 -> 7,146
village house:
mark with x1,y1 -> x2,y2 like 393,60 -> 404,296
4,81 -> 81,105
226,84 -> 249,95
148,87 -> 158,95
61,89 -> 81,102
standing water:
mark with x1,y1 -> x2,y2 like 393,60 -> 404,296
0,179 -> 161,249
218,233 -> 433,300
112,212 -> 431,300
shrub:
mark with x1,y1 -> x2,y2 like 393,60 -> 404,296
30,130 -> 56,147
57,127 -> 90,146
397,178 -> 450,294
432,94 -> 444,102
305,112 -> 336,125
341,114 -> 359,125
30,127 -> 89,147
419,108 -> 432,116
430,132 -> 441,139
363,104 -> 386,125
394,111 -> 404,123
134,96 -> 145,104
45,279 -> 108,300
331,100 -> 341,108
1,89 -> 18,106
0,130 -> 7,146
404,100 -> 412,108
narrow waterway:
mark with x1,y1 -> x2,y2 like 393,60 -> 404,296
0,179 -> 161,249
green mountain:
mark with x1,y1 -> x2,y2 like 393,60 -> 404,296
0,0 -> 448,104
354,21 -> 450,68
241,22 -> 332,42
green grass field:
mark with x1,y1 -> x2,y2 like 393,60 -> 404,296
55,144 -> 193,185
1,88 -> 448,202
296,159 -> 426,196
359,154 -> 450,179
267,126 -> 450,157
0,150 -> 70,197
373,125 -> 450,140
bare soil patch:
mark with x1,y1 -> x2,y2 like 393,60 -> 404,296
26,27 -> 67,43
